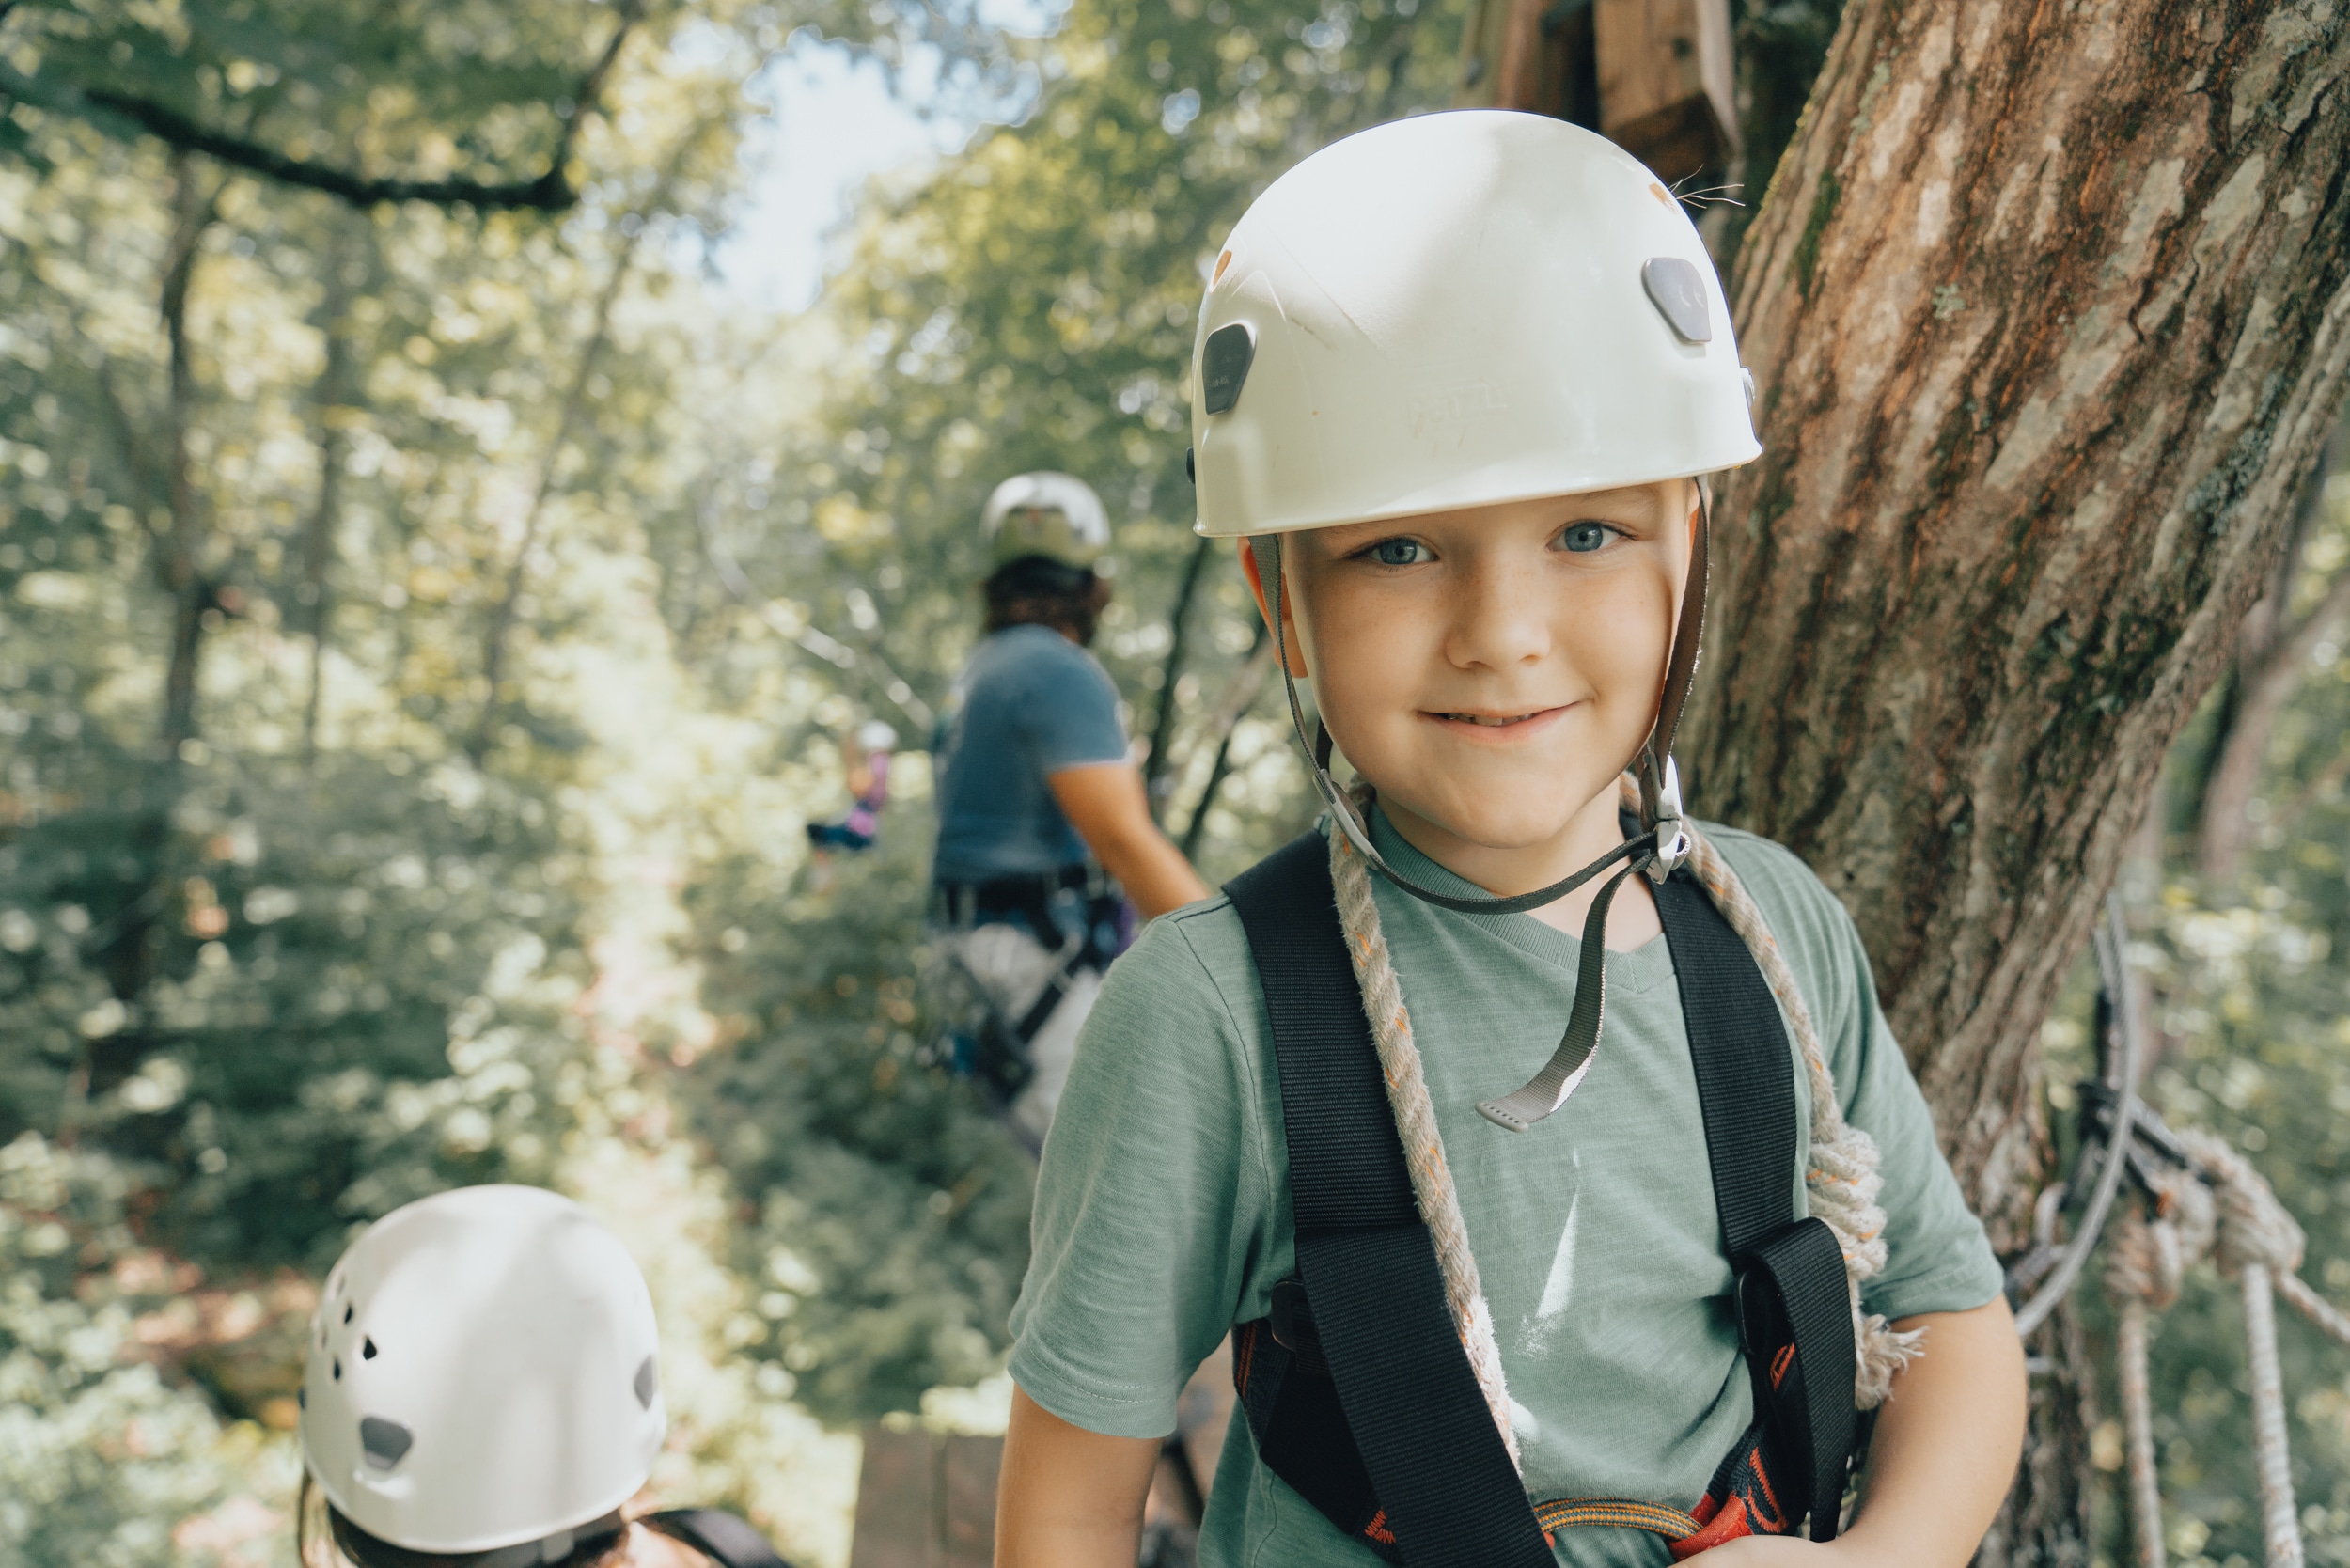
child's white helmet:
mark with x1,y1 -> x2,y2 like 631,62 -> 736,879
856,720 -> 899,752
300,1185 -> 666,1557
1190,109 -> 1759,538
981,471 -> 1111,569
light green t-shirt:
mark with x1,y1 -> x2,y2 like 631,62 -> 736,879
1007,813 -> 2003,1568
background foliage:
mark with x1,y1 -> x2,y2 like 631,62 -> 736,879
2,0 -> 2345,1565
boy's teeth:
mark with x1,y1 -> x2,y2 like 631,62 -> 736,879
1450,713 -> 1526,726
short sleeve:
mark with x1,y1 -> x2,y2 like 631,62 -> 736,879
1006,902 -> 1270,1438
1019,642 -> 1129,775
1707,830 -> 2007,1325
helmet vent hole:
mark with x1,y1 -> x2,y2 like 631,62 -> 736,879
362,1337 -> 378,1360
1200,322 -> 1256,416
358,1416 -> 415,1471
332,1358 -> 341,1381
342,1305 -> 352,1325
634,1354 -> 659,1410
1639,257 -> 1714,345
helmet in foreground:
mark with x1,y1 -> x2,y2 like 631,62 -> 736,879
300,1184 -> 665,1557
982,472 -> 1111,571
1190,109 -> 1758,538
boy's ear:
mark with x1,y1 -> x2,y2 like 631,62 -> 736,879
1238,538 -> 1311,678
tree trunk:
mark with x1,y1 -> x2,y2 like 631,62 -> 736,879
158,154 -> 213,757
1695,0 -> 2350,1197
1686,5 -> 2350,1555
301,221 -> 364,765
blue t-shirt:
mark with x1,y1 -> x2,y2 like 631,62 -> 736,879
932,625 -> 1129,883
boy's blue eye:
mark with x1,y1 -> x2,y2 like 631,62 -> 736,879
1560,522 -> 1611,554
1367,538 -> 1429,566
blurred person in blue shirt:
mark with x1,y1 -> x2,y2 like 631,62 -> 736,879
928,472 -> 1208,1153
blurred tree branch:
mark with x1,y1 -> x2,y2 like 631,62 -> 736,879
468,209 -> 644,764
1177,623 -> 1274,862
1141,533 -> 1214,822
159,152 -> 218,756
695,488 -> 941,734
2194,414 -> 2350,884
0,0 -> 641,212
301,218 -> 367,764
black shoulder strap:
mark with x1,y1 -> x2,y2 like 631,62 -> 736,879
1652,866 -> 1856,1541
642,1509 -> 792,1568
1226,833 -> 1553,1568
1650,868 -> 1798,1261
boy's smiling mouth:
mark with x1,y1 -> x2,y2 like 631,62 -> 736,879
1424,705 -> 1574,733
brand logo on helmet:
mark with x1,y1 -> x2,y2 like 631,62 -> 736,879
1408,376 -> 1509,442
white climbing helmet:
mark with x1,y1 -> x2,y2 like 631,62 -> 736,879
981,471 -> 1111,570
300,1184 -> 666,1557
1190,108 -> 1759,538
856,720 -> 899,752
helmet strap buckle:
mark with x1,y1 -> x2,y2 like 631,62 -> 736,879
1640,751 -> 1691,883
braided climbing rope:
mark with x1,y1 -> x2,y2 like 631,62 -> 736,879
2106,1129 -> 2318,1568
1322,784 -> 1919,1466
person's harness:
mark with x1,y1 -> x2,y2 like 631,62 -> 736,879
929,864 -> 1129,1101
1222,831 -> 1858,1565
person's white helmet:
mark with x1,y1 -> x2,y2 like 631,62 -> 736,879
1190,109 -> 1759,538
856,720 -> 898,752
300,1185 -> 666,1557
981,472 -> 1111,570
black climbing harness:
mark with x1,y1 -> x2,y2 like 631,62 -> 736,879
643,1509 -> 795,1568
1221,830 -> 1858,1565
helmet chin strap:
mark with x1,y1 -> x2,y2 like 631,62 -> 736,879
1256,479 -> 1712,1130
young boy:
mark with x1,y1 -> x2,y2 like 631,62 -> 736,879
995,111 -> 2026,1566
298,1185 -> 791,1568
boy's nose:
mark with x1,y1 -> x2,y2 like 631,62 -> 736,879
1443,556 -> 1552,671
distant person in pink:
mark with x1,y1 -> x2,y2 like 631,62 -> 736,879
806,720 -> 897,855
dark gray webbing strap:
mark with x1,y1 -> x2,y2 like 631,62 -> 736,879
1651,863 -> 1856,1540
1227,833 -> 1555,1568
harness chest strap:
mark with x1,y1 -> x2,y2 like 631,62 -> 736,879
1221,827 -> 1863,1563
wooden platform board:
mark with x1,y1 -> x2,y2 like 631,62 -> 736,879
847,1426 -> 1004,1568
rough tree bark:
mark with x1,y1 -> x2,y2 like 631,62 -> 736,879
1684,2 -> 2350,1557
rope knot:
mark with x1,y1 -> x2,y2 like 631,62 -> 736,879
2180,1129 -> 2305,1279
2104,1166 -> 2215,1309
